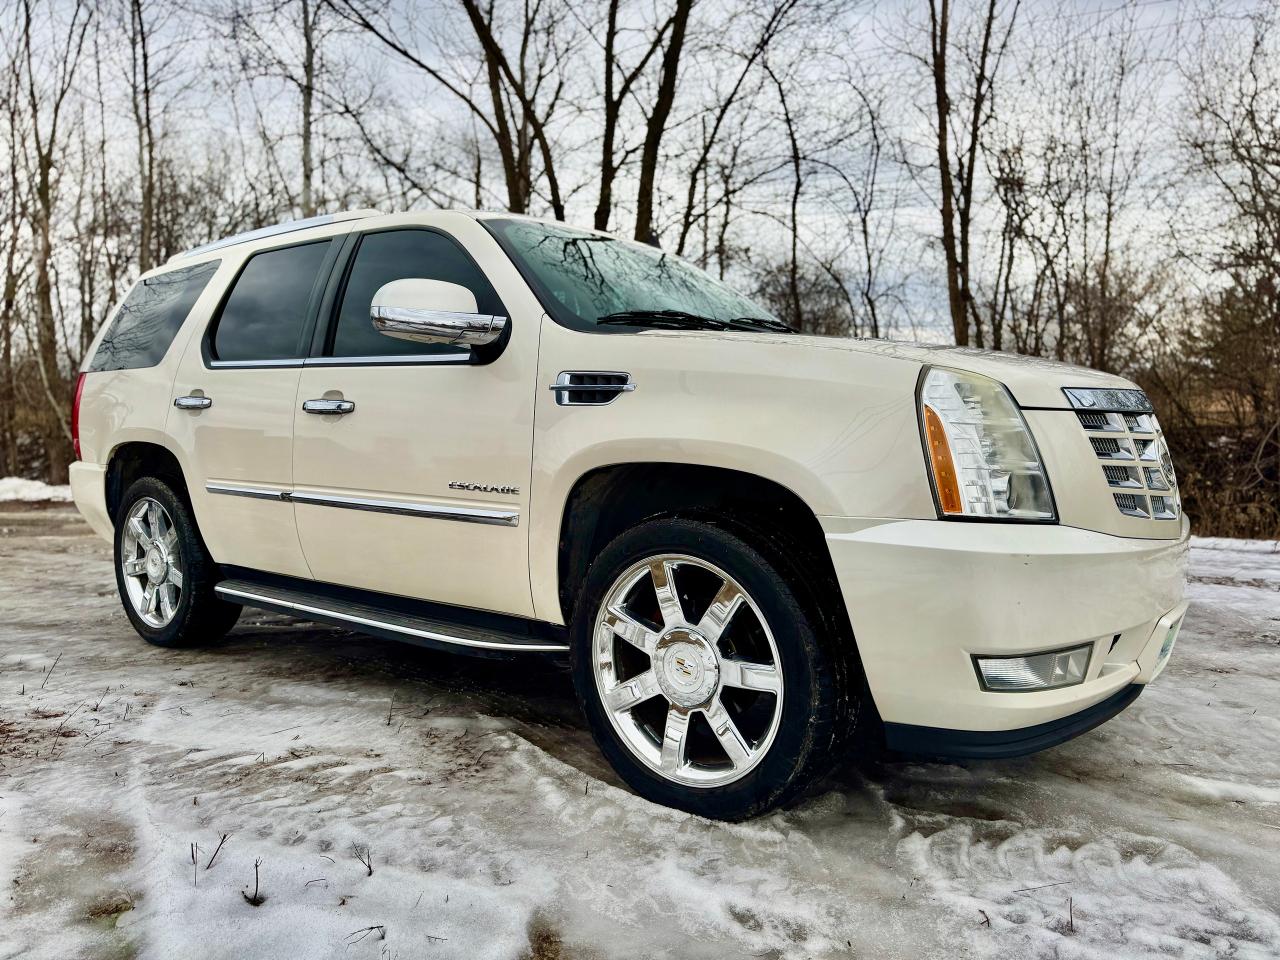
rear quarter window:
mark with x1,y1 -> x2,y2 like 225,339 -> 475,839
89,260 -> 220,372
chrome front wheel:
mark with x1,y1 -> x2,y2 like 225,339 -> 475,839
591,553 -> 785,788
120,496 -> 183,628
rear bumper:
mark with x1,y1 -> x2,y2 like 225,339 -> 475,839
823,515 -> 1189,735
883,683 -> 1143,758
69,461 -> 113,542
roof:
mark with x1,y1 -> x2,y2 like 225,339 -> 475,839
167,209 -> 382,263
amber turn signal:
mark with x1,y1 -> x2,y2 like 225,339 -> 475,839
922,405 -> 963,514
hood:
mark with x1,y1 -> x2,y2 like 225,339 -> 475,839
713,333 -> 1139,409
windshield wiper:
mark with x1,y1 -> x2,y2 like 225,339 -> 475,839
727,316 -> 798,334
597,310 -> 732,330
597,310 -> 797,334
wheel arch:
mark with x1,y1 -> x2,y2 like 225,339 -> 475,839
553,462 -> 851,641
104,440 -> 190,523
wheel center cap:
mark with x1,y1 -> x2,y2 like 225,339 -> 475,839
655,632 -> 719,707
145,547 -> 167,582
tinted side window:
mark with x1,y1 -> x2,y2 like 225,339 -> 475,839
329,229 -> 503,358
212,241 -> 332,362
90,261 -> 220,372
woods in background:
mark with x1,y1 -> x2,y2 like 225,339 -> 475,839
1,0 -> 1276,537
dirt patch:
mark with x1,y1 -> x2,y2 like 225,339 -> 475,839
520,914 -> 566,960
85,892 -> 136,922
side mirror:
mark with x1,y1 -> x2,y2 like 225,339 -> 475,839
370,278 -> 507,347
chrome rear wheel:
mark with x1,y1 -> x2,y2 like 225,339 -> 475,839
120,496 -> 183,628
591,553 -> 784,787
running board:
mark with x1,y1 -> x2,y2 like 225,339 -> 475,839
215,578 -> 569,656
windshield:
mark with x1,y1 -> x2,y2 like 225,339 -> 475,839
483,218 -> 781,332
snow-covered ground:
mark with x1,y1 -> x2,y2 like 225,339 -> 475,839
1,508 -> 1277,960
0,477 -> 72,503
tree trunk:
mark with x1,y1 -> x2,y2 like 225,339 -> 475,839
594,0 -> 621,231
929,0 -> 968,346
634,0 -> 693,245
301,0 -> 316,217
130,0 -> 156,272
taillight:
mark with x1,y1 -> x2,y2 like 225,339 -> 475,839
71,372 -> 86,460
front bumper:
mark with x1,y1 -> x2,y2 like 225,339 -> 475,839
823,515 -> 1189,739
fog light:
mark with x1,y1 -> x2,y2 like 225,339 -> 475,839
974,644 -> 1091,692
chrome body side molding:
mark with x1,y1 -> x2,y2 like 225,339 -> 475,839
205,482 -> 288,501
205,483 -> 519,527
288,491 -> 519,526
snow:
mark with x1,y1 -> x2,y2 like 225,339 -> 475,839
1,508 -> 1278,959
0,476 -> 72,502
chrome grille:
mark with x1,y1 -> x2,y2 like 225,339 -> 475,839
1065,388 -> 1180,522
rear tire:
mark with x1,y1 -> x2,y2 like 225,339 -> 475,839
113,476 -> 240,647
571,518 -> 857,820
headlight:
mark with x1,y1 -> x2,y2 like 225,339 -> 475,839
974,644 -> 1091,691
918,366 -> 1056,521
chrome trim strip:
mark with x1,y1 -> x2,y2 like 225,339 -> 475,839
214,585 -> 568,653
548,383 -> 636,393
305,354 -> 468,366
206,482 -> 288,501
209,358 -> 303,369
209,356 -> 471,369
1062,386 -> 1153,414
289,490 -> 519,527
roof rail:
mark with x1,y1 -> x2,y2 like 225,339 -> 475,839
169,209 -> 381,263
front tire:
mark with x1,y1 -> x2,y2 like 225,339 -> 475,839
571,518 -> 853,820
113,476 -> 240,647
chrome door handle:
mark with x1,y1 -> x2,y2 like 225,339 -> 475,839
174,395 -> 212,410
302,398 -> 355,415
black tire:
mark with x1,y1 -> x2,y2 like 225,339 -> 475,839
570,517 -> 858,820
113,476 -> 241,647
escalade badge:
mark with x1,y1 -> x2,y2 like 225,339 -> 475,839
449,481 -> 520,495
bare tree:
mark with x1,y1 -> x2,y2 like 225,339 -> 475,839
763,59 -> 803,326
632,0 -> 693,244
332,0 -> 572,218
673,0 -> 801,255
590,0 -> 668,230
1171,6 -> 1280,536
981,3 -> 1158,367
0,23 -> 27,476
924,0 -> 1018,346
223,0 -> 349,218
17,0 -> 92,480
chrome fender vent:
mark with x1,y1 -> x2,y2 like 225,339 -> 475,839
549,371 -> 635,406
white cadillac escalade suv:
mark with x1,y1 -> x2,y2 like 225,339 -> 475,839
70,209 -> 1189,819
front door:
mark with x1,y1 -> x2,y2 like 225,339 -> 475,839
290,222 -> 538,617
170,237 -> 342,579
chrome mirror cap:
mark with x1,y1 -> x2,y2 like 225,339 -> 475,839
370,278 -> 507,347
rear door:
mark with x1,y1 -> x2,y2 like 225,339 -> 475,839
169,237 -> 342,578
290,219 -> 539,616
